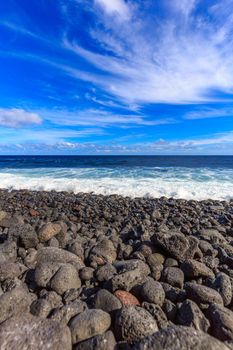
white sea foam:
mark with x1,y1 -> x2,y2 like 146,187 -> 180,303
0,167 -> 233,200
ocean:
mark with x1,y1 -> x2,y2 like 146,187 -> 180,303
0,155 -> 233,200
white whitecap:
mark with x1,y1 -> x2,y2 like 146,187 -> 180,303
0,166 -> 233,200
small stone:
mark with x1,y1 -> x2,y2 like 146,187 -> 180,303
153,232 -> 198,262
0,210 -> 8,223
181,259 -> 214,279
115,306 -> 158,343
110,260 -> 150,292
134,325 -> 230,350
49,264 -> 81,295
141,279 -> 165,306
24,249 -> 38,268
30,298 -> 52,318
162,299 -> 177,322
36,247 -> 84,270
149,264 -> 163,281
0,241 -> 17,263
176,299 -> 210,332
206,303 -> 233,341
0,262 -> 27,282
93,289 -> 122,313
114,290 -> 140,306
1,276 -> 25,292
95,264 -> 117,283
161,267 -> 184,289
148,253 -> 165,265
89,239 -> 117,267
164,258 -> 178,267
34,261 -> 64,288
40,290 -> 62,309
199,229 -> 226,244
63,289 -> 81,304
38,222 -> 61,242
209,272 -> 232,306
0,214 -> 24,228
161,282 -> 186,303
185,282 -> 223,307
29,209 -> 39,217
50,300 -> 87,324
67,241 -> 84,260
79,267 -> 94,282
199,240 -> 217,257
69,309 -> 111,344
74,331 -> 116,350
0,313 -> 72,350
48,237 -> 60,247
202,256 -> 219,270
17,224 -> 39,249
146,254 -> 163,281
142,302 -> 168,329
0,286 -> 31,324
55,222 -> 69,248
135,243 -> 155,259
219,244 -> 233,258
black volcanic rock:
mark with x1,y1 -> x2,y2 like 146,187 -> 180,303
0,190 -> 232,349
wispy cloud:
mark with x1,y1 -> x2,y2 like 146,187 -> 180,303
42,108 -> 176,127
4,0 -> 233,106
0,21 -> 40,39
0,125 -> 104,144
149,132 -> 233,150
62,0 -> 233,105
0,108 -> 42,128
94,0 -> 131,20
185,107 -> 233,120
1,131 -> 233,154
85,93 -> 134,110
168,0 -> 198,18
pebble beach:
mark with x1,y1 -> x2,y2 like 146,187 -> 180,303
0,189 -> 233,349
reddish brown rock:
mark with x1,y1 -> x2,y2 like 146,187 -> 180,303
114,290 -> 140,306
29,209 -> 39,217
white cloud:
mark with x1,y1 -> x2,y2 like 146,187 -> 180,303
169,0 -> 198,18
148,131 -> 233,150
0,127 -> 105,145
186,132 -> 233,147
94,0 -> 130,20
185,107 -> 233,120
43,108 -> 175,127
56,141 -> 78,149
62,0 -> 233,105
0,131 -> 233,154
4,1 -> 233,108
0,108 -> 42,128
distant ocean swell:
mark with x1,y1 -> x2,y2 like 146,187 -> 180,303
0,166 -> 233,200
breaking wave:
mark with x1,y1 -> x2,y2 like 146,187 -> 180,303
0,166 -> 233,200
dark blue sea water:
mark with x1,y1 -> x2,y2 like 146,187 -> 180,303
0,155 -> 233,200
0,155 -> 233,169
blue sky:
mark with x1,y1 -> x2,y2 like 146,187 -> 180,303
1,0 -> 233,154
